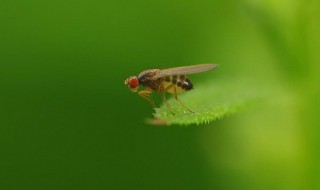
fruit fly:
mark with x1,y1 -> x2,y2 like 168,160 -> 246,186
124,64 -> 218,112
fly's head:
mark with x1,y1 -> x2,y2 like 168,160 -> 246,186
125,76 -> 139,92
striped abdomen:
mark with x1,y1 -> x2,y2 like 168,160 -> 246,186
163,75 -> 193,94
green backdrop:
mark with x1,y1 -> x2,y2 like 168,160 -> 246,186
1,0 -> 319,189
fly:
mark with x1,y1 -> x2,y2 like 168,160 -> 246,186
124,63 -> 218,112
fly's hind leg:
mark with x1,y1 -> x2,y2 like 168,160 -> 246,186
173,85 -> 194,113
159,83 -> 194,113
138,88 -> 155,108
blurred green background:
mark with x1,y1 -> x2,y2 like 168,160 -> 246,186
1,0 -> 319,189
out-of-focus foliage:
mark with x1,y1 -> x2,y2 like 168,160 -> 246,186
0,0 -> 319,190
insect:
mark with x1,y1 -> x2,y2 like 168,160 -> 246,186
124,63 -> 218,112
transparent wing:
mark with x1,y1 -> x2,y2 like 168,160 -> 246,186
156,64 -> 218,78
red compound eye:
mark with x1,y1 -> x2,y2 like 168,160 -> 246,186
129,77 -> 139,88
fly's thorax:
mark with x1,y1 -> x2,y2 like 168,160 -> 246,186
138,69 -> 161,90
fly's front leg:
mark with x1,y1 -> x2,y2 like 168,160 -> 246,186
138,88 -> 155,108
173,85 -> 194,113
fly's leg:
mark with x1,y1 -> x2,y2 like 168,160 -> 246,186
160,83 -> 176,115
173,85 -> 194,113
138,88 -> 155,108
160,82 -> 171,110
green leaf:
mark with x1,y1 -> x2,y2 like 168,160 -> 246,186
152,78 -> 268,125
